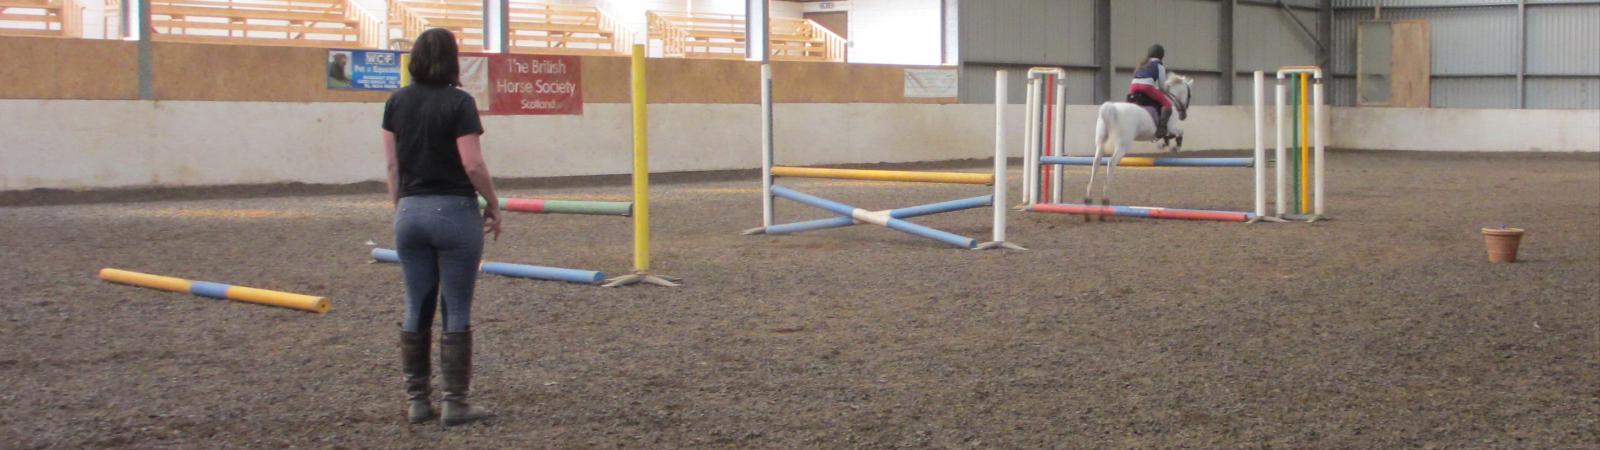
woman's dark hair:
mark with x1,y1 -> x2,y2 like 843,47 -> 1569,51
1136,44 -> 1166,71
409,28 -> 461,87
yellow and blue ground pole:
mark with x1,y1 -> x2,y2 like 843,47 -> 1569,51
98,268 -> 330,314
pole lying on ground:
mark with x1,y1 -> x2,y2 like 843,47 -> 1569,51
372,248 -> 604,285
764,195 -> 993,235
1039,156 -> 1255,167
771,186 -> 979,248
1029,203 -> 1254,222
478,197 -> 633,216
99,268 -> 331,314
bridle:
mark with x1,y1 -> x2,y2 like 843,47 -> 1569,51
1159,79 -> 1192,149
1164,81 -> 1191,121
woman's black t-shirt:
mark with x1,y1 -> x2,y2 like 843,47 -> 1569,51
382,84 -> 484,199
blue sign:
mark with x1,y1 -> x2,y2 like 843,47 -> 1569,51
327,49 -> 404,91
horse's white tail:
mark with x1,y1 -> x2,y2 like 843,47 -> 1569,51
1095,102 -> 1115,155
1086,103 -> 1116,202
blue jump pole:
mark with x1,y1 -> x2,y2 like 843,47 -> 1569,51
480,262 -> 605,285
765,194 -> 993,235
768,186 -> 978,248
1040,156 -> 1255,167
1029,203 -> 1255,222
371,248 -> 606,285
764,216 -> 857,235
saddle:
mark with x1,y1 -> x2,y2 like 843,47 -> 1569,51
1126,90 -> 1178,147
1126,91 -> 1163,125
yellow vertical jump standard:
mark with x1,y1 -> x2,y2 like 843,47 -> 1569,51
603,44 -> 680,287
1299,73 -> 1311,215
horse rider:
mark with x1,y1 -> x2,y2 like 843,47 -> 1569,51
1128,44 -> 1174,139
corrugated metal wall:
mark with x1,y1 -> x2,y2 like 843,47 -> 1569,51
1234,3 -> 1320,104
1331,0 -> 1600,109
958,0 -> 1096,65
958,0 -> 1096,105
957,0 -> 1321,106
1111,0 -> 1222,73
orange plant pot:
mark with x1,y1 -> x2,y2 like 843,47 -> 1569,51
1482,227 -> 1525,263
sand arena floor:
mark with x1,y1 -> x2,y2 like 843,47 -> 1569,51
0,150 -> 1595,447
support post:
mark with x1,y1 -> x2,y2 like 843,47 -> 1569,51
128,0 -> 151,99
745,0 -> 769,61
1313,78 -> 1326,219
1299,73 -> 1310,215
605,45 -> 679,288
1318,0 -> 1333,68
1516,0 -> 1526,109
1021,68 -> 1067,206
1021,76 -> 1038,205
1252,71 -> 1286,223
1093,0 -> 1111,104
1048,74 -> 1065,204
483,0 -> 509,53
742,62 -> 775,235
979,70 -> 1024,250
1248,70 -> 1260,216
1220,0 -> 1235,105
1275,76 -> 1288,217
760,64 -> 774,228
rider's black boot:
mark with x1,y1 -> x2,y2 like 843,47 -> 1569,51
1156,106 -> 1173,138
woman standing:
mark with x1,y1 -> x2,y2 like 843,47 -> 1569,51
382,28 -> 501,427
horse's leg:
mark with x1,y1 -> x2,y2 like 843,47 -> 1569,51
1086,107 -> 1110,222
1102,129 -> 1133,222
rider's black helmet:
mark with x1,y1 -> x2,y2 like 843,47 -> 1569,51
1147,44 -> 1165,59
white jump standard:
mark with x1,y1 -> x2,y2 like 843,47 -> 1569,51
742,65 -> 1022,250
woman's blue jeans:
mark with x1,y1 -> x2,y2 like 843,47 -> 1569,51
394,195 -> 483,333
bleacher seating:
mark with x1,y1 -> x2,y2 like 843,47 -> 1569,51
0,0 -> 81,37
646,10 -> 844,62
149,0 -> 383,48
388,0 -> 631,55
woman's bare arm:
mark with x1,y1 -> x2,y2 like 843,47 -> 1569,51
383,130 -> 399,206
457,134 -> 501,239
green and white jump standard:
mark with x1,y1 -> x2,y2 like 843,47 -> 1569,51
1017,69 -> 1328,223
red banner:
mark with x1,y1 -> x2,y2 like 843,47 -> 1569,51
458,54 -> 582,116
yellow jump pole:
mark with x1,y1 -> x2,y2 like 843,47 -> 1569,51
98,268 -> 330,314
1299,73 -> 1311,215
770,166 -> 995,185
604,44 -> 679,288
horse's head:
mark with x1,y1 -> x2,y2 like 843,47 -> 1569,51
1164,73 -> 1193,121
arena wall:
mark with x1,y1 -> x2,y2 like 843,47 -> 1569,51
1,37 -> 1594,191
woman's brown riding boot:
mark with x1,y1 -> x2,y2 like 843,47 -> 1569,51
440,329 -> 492,427
400,328 -> 434,424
